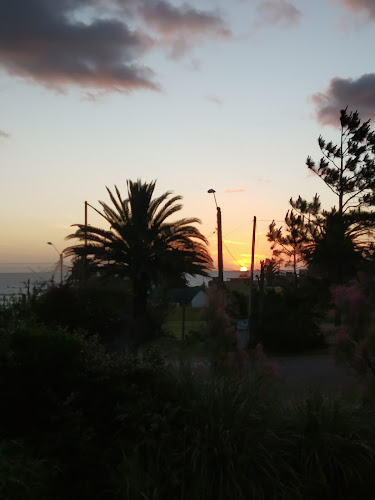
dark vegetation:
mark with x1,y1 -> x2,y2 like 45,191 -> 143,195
1,111 -> 375,498
2,310 -> 375,500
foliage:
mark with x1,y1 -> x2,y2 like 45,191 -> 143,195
287,390 -> 375,499
2,320 -> 375,499
202,284 -> 247,376
263,257 -> 281,286
267,210 -> 312,286
304,209 -> 366,283
25,280 -> 134,343
65,179 -> 212,345
307,108 -> 375,213
331,273 -> 375,392
302,108 -> 375,283
0,439 -> 56,500
257,283 -> 326,353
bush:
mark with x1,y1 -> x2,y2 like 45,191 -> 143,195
258,285 -> 326,352
2,320 -> 375,499
0,439 -> 56,500
33,281 -> 132,342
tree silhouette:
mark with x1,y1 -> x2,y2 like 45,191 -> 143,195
65,180 -> 212,344
301,109 -> 375,283
267,210 -> 310,287
306,108 -> 375,214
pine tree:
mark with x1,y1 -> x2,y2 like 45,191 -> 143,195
302,109 -> 375,283
306,108 -> 375,215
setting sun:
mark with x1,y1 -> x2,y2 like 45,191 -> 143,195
240,266 -> 248,272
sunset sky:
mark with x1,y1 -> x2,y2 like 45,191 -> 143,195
1,0 -> 375,273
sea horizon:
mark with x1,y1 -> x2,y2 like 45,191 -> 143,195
0,269 -> 248,298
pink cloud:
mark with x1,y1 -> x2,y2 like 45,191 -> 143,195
255,0 -> 301,29
334,0 -> 375,18
136,1 -> 231,59
312,74 -> 375,126
137,1 -> 230,37
0,0 -> 231,93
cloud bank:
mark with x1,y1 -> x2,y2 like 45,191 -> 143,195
0,0 -> 230,94
312,73 -> 375,126
335,0 -> 375,19
255,0 -> 301,28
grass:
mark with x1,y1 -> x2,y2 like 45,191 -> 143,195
163,306 -> 207,341
3,321 -> 375,499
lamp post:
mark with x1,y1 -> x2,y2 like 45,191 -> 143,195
47,242 -> 63,284
247,216 -> 256,340
82,200 -> 110,281
208,189 -> 223,282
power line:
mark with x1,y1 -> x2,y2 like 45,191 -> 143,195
223,243 -> 245,268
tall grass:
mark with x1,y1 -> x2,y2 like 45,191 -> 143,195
2,322 -> 375,499
112,367 -> 375,500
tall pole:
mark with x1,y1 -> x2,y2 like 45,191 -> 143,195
84,201 -> 88,282
208,189 -> 224,282
83,201 -> 108,282
59,253 -> 63,284
84,201 -> 88,247
47,242 -> 63,285
248,216 -> 256,339
217,206 -> 224,282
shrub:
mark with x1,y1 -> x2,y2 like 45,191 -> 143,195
0,439 -> 56,500
2,320 -> 375,499
259,285 -> 326,353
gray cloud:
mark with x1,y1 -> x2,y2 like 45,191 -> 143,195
205,94 -> 223,105
255,0 -> 301,28
335,0 -> 375,18
0,0 -> 230,93
135,0 -> 231,59
137,1 -> 230,36
0,129 -> 10,139
312,74 -> 375,126
186,58 -> 201,71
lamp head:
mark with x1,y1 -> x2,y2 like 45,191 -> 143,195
207,189 -> 216,194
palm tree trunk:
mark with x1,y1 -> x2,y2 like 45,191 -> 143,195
132,278 -> 150,345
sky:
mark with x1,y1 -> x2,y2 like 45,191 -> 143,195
1,0 -> 375,274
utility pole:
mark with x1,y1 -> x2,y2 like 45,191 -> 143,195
47,242 -> 63,285
217,206 -> 224,282
208,189 -> 223,282
248,216 -> 256,340
84,201 -> 88,247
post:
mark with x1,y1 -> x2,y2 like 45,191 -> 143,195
217,206 -> 224,282
207,189 -> 224,282
248,216 -> 257,340
60,253 -> 63,284
84,201 -> 88,246
84,201 -> 88,282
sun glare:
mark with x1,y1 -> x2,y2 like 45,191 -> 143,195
240,266 -> 248,272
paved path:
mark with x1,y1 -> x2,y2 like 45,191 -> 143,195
167,352 -> 358,394
266,354 -> 357,394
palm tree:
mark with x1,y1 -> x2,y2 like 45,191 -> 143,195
65,180 -> 212,342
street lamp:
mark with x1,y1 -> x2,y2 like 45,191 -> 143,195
81,200 -> 110,281
47,242 -> 63,284
208,189 -> 223,282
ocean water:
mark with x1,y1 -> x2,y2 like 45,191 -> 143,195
0,270 -> 245,299
0,272 -> 56,298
